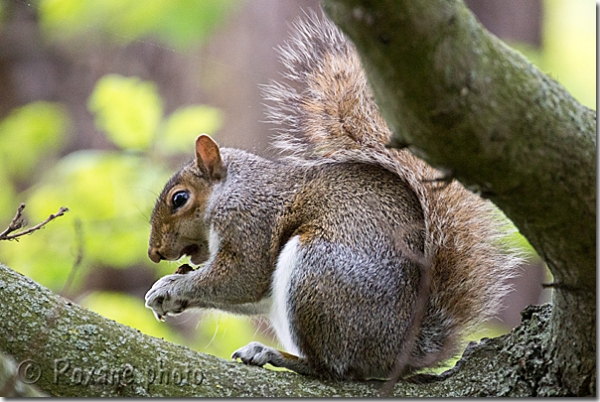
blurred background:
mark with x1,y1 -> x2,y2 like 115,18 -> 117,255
0,0 -> 595,372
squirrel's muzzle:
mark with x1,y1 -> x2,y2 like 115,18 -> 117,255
148,247 -> 163,263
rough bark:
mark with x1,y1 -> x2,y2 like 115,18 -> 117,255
0,263 -> 572,397
323,0 -> 595,396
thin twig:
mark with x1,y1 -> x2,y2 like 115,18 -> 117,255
60,218 -> 84,298
0,204 -> 69,241
0,203 -> 26,238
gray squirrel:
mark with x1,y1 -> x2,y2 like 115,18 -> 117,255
144,13 -> 521,381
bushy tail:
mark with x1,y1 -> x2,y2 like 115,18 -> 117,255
265,11 -> 522,368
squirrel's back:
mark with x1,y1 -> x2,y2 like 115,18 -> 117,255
265,11 -> 522,369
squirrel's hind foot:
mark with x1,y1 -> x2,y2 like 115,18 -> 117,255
232,342 -> 314,376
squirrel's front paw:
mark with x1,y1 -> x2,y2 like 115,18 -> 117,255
144,274 -> 190,321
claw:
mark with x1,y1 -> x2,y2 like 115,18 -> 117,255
153,310 -> 165,322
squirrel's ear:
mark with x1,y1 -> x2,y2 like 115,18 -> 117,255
195,134 -> 225,181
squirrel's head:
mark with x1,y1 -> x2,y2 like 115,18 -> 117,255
148,134 -> 226,265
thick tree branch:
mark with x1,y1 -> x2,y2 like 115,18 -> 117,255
323,0 -> 595,396
0,264 -> 569,396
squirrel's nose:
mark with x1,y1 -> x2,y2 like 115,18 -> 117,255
148,247 -> 163,263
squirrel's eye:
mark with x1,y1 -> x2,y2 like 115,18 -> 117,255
172,191 -> 189,210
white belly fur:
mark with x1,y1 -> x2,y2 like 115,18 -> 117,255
270,235 -> 301,356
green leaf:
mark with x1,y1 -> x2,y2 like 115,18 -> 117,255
159,105 -> 223,154
0,101 -> 69,180
89,75 -> 163,151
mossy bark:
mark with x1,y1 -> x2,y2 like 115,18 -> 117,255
323,0 -> 595,396
0,264 -> 581,396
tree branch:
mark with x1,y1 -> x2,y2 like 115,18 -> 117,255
0,263 -> 567,397
0,203 -> 69,241
322,0 -> 595,396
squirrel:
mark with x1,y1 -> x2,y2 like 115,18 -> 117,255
144,12 -> 521,381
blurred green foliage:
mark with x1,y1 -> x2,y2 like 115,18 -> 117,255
89,75 -> 225,153
161,105 -> 224,154
544,0 -> 595,109
89,75 -> 164,151
0,74 -> 223,288
0,102 -> 69,182
38,0 -> 234,50
0,0 -> 594,366
0,102 -> 68,220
